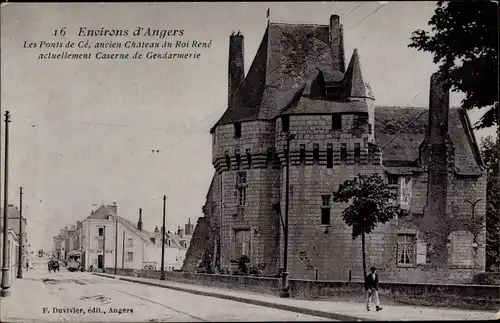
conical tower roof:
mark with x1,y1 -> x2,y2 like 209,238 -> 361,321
343,49 -> 374,100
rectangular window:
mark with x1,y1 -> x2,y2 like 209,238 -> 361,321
354,143 -> 361,163
332,114 -> 342,130
327,145 -> 333,168
300,144 -> 306,164
225,153 -> 231,170
397,234 -> 415,266
282,116 -> 290,133
98,228 -> 104,236
237,172 -> 247,207
127,252 -> 134,262
233,229 -> 251,260
313,144 -> 319,164
321,195 -> 331,225
388,174 -> 399,185
321,195 -> 330,207
234,122 -> 242,138
341,144 -> 347,163
127,238 -> 133,247
98,239 -> 104,250
369,124 -> 373,135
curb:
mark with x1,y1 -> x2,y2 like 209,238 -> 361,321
92,273 -> 368,321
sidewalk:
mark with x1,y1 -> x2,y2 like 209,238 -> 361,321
93,273 -> 497,321
0,270 -> 71,323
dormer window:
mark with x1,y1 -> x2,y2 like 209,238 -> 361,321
234,122 -> 241,138
332,114 -> 342,130
281,116 -> 290,133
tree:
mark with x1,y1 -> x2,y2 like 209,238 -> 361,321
408,1 -> 499,129
481,136 -> 499,272
333,173 -> 399,282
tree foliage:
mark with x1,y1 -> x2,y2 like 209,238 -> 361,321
481,135 -> 500,272
333,173 -> 399,239
409,1 -> 499,129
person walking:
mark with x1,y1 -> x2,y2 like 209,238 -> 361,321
365,266 -> 382,312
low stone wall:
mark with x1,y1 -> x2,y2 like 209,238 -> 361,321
105,268 -> 499,310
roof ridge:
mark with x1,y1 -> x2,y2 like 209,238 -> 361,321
269,21 -> 328,27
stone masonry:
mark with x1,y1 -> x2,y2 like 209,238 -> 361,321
183,15 -> 487,284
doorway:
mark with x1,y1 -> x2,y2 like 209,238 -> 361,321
98,255 -> 103,269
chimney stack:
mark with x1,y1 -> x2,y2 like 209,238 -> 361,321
138,208 -> 143,231
185,217 -> 194,235
228,31 -> 245,108
423,72 -> 451,267
329,14 -> 345,73
107,201 -> 118,214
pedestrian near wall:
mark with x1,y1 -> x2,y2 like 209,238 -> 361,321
365,266 -> 382,312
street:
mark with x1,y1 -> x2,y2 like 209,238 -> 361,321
2,259 -> 330,322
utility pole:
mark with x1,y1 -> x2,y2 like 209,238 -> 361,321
102,226 -> 106,273
17,187 -> 23,278
114,217 -> 118,274
160,195 -> 166,280
122,231 -> 125,269
1,111 -> 11,297
280,131 -> 295,298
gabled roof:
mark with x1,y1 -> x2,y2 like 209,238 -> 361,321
85,205 -> 155,244
151,231 -> 186,249
213,22 -> 346,128
375,106 -> 483,175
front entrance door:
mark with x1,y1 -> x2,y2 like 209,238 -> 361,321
98,255 -> 103,269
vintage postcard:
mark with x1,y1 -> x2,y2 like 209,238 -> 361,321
0,1 -> 498,322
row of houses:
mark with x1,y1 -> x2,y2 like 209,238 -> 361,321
52,202 -> 194,271
0,204 -> 30,285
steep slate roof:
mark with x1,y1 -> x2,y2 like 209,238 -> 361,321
341,49 -> 375,100
282,97 -> 369,115
375,106 -> 483,176
86,205 -> 155,244
213,22 -> 345,128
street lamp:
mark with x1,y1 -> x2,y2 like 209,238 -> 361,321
280,131 -> 295,298
160,195 -> 166,280
1,111 -> 12,297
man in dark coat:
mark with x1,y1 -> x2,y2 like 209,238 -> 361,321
365,266 -> 382,311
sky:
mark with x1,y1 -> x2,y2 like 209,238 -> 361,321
0,2 -> 496,252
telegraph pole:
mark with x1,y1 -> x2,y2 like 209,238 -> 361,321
122,231 -> 125,268
102,226 -> 106,273
17,187 -> 23,278
160,195 -> 166,280
1,111 -> 11,297
114,218 -> 118,274
280,131 -> 295,298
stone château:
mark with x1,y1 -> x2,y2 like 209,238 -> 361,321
183,16 -> 487,283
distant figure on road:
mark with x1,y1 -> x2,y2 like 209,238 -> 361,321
365,266 -> 382,312
26,261 -> 29,271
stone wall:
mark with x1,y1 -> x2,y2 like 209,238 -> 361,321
181,217 -> 212,272
108,269 -> 499,310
